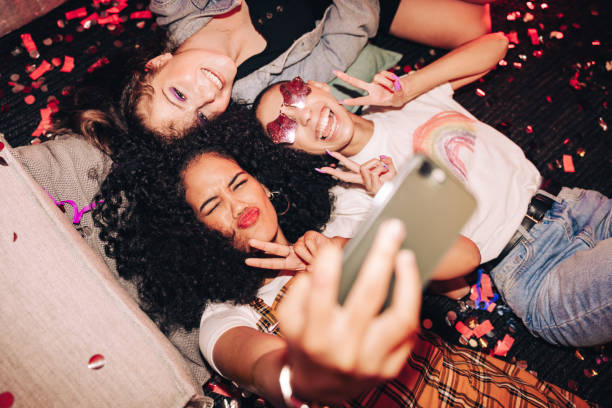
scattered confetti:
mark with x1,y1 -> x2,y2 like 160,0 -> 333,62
60,56 -> 75,73
65,7 -> 88,20
88,354 -> 106,370
130,10 -> 153,19
0,392 -> 14,408
550,31 -> 564,40
562,154 -> 575,173
422,318 -> 433,330
475,88 -> 486,97
12,232 -> 17,241
527,28 -> 539,45
583,368 -> 598,378
525,125 -> 533,133
599,117 -> 608,131
24,95 -> 35,105
29,60 -> 52,80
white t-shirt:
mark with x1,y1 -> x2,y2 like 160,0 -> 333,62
323,83 -> 541,263
199,275 -> 292,375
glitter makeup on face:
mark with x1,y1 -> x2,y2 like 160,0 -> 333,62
266,77 -> 312,144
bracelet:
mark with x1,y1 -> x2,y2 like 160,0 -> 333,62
279,364 -> 310,408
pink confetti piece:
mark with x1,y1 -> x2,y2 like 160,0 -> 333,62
493,334 -> 515,356
106,2 -> 128,14
87,57 -> 110,73
98,14 -> 123,25
81,12 -> 99,28
475,88 -> 486,97
88,354 -> 105,370
486,302 -> 496,312
550,31 -> 564,40
60,55 -> 74,72
506,31 -> 519,44
480,274 -> 494,299
29,60 -> 52,80
130,10 -> 153,19
455,321 -> 473,338
525,125 -> 533,133
24,95 -> 35,105
473,320 -> 494,338
562,154 -> 575,173
0,392 -> 14,408
20,33 -> 37,53
527,28 -> 539,45
65,7 -> 87,20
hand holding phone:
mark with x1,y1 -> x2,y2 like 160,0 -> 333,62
338,155 -> 477,310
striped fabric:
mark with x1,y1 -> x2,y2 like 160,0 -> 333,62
253,279 -> 596,408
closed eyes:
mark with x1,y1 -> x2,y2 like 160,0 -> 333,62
170,87 -> 185,101
170,87 -> 208,126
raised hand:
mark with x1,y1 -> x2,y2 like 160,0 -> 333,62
333,69 -> 408,108
245,239 -> 307,271
317,150 -> 397,195
277,219 -> 422,403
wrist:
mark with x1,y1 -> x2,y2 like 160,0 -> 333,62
279,364 -> 310,408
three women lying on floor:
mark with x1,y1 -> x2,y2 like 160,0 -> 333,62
89,30 -> 611,406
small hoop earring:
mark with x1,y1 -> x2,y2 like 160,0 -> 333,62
268,190 -> 291,216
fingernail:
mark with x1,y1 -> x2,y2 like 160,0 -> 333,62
391,73 -> 399,80
338,99 -> 345,105
393,80 -> 402,91
314,168 -> 325,173
326,149 -> 335,156
332,69 -> 340,75
382,163 -> 389,170
379,155 -> 388,159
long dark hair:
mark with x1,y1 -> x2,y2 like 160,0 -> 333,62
94,104 -> 336,333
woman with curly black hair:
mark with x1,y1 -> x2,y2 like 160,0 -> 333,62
93,105 -> 593,408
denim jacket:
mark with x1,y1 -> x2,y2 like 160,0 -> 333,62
149,0 -> 380,103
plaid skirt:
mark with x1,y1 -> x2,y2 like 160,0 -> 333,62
251,281 -> 595,408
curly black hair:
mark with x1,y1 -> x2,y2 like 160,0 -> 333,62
94,103 -> 337,334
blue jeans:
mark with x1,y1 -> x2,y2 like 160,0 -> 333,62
490,187 -> 612,347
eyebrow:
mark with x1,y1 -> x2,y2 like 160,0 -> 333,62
198,171 -> 246,213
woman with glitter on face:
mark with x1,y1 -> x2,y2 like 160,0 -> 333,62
54,0 -> 494,146
93,113 -> 594,408
253,32 -> 612,349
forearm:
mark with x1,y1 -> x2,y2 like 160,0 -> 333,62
432,235 -> 481,280
399,31 -> 509,100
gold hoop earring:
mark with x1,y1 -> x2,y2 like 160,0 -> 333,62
268,190 -> 291,216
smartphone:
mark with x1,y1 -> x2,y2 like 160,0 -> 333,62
338,154 -> 477,310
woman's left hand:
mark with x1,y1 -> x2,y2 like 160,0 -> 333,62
333,70 -> 408,107
318,150 -> 397,195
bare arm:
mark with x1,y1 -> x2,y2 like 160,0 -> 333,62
336,31 -> 509,107
431,235 -> 481,280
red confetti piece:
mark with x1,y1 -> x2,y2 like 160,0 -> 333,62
24,95 -> 35,105
473,320 -> 494,338
66,7 -> 87,20
0,141 -> 4,151
422,318 -> 433,330
81,13 -> 99,28
88,354 -> 105,370
97,14 -> 123,25
527,28 -> 539,45
532,50 -> 543,58
475,88 -> 486,97
13,232 -> 18,241
207,382 -> 231,398
51,57 -> 62,67
60,55 -> 75,73
562,154 -> 575,173
130,10 -> 153,19
546,95 -> 552,103
20,33 -> 37,53
513,62 -> 523,69
498,59 -> 508,66
526,1 -> 534,10
0,392 -> 14,408
592,40 -> 601,46
480,273 -> 494,299
107,2 -> 128,14
493,334 -> 515,356
455,321 -> 473,338
506,31 -> 519,44
525,125 -> 533,133
29,60 -> 52,80
31,106 -> 54,137
486,302 -> 496,312
87,57 -> 110,73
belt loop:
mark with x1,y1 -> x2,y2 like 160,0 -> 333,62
516,224 -> 534,243
535,188 -> 562,203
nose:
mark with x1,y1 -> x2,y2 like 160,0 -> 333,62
230,197 -> 248,220
194,74 -> 218,105
280,104 -> 311,126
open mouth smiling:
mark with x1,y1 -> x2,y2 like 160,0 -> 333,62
316,107 -> 337,141
201,68 -> 223,90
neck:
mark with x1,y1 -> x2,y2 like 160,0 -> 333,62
177,2 -> 264,66
339,113 -> 374,157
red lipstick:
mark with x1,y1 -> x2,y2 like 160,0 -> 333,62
237,207 -> 260,229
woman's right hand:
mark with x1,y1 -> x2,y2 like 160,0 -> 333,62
277,219 -> 422,404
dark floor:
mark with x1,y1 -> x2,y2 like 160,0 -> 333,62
0,0 -> 610,405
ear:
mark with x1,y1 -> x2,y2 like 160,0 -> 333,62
307,80 -> 331,93
146,53 -> 173,70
